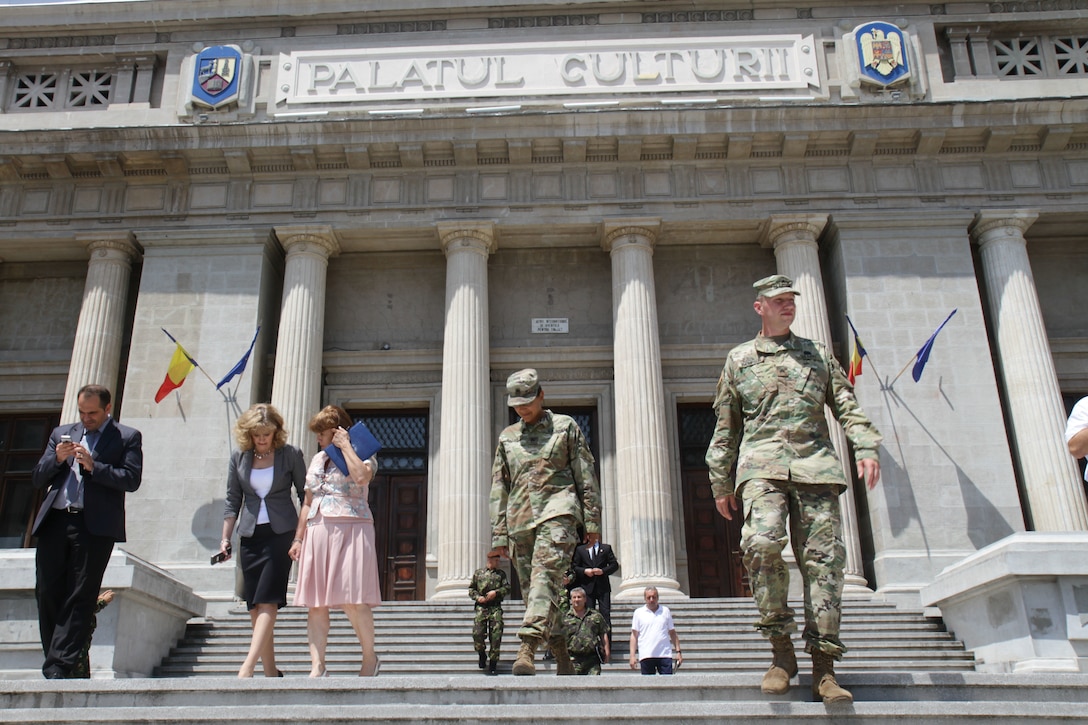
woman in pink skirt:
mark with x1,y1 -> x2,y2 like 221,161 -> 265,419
289,405 -> 381,677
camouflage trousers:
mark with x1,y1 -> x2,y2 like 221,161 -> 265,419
508,515 -> 579,641
739,478 -> 846,659
473,605 -> 504,662
570,651 -> 601,675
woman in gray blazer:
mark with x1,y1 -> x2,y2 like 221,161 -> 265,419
217,404 -> 306,678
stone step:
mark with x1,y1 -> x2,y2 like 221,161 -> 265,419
2,673 -> 1086,723
152,597 -> 977,679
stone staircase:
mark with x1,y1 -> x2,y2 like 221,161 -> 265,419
153,598 -> 975,677
5,598 -> 1087,723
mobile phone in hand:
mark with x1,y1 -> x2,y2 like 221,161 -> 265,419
210,544 -> 232,565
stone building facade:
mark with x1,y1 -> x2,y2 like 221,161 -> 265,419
0,0 -> 1086,607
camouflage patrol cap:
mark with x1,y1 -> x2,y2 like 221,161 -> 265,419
753,274 -> 800,298
506,368 -> 541,406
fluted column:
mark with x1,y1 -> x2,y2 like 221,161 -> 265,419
763,215 -> 871,592
61,233 -> 141,422
602,219 -> 682,599
432,222 -> 496,599
972,211 -> 1088,531
270,226 -> 339,457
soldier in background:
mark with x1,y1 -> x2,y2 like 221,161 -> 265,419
705,275 -> 882,705
563,586 -> 610,675
469,550 -> 509,675
491,369 -> 602,676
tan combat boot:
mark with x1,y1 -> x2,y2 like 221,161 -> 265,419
760,635 -> 798,695
548,635 -> 575,675
811,650 -> 853,704
512,636 -> 541,676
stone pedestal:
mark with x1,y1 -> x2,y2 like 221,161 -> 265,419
432,223 -> 495,599
922,532 -> 1088,673
0,549 -> 205,679
972,211 -> 1088,532
602,219 -> 682,599
61,233 -> 140,423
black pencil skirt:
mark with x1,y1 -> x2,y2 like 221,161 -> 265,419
239,523 -> 293,610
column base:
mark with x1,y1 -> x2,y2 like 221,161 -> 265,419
615,577 -> 686,601
431,579 -> 473,600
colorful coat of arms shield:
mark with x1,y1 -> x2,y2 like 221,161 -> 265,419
192,45 -> 242,109
854,22 -> 910,86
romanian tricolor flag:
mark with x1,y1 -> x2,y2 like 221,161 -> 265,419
845,315 -> 867,385
154,330 -> 197,403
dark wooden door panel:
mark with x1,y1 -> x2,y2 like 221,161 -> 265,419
681,465 -> 748,598
369,474 -> 426,601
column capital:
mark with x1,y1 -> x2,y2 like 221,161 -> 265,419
970,210 -> 1039,245
274,224 -> 340,258
759,213 -> 829,250
436,221 -> 497,256
75,232 -> 142,262
600,217 -> 661,253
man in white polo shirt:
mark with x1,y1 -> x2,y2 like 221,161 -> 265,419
628,586 -> 682,675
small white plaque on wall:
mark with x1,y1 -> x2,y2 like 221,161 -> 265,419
532,318 -> 569,334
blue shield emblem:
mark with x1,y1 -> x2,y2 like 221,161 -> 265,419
192,45 -> 242,109
854,22 -> 910,86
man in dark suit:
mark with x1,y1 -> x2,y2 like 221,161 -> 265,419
571,538 -> 620,629
31,384 -> 143,679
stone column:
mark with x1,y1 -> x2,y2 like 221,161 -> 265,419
762,215 -> 871,592
270,225 -> 339,458
61,232 -> 141,423
602,219 -> 682,599
432,222 -> 496,599
971,211 -> 1088,531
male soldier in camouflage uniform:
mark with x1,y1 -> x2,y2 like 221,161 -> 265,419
469,550 -> 509,675
705,275 -> 882,705
563,587 -> 610,675
491,369 -> 602,676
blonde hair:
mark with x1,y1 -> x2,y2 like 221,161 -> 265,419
308,404 -> 353,433
234,403 -> 288,451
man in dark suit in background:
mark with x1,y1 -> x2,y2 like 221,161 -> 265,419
31,384 -> 143,679
571,537 -> 619,629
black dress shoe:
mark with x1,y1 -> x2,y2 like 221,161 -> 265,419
43,669 -> 66,680
478,652 -> 486,669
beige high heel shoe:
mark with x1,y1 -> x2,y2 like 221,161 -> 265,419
359,656 -> 381,677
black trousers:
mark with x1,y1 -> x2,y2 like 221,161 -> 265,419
35,510 -> 114,678
586,590 -> 612,630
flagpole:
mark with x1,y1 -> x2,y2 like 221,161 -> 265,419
890,309 -> 958,386
889,355 -> 917,387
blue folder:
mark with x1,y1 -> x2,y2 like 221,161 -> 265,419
324,421 -> 383,475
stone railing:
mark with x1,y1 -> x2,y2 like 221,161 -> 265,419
0,548 -> 205,679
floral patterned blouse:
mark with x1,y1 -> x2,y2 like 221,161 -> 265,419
304,451 -> 377,521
